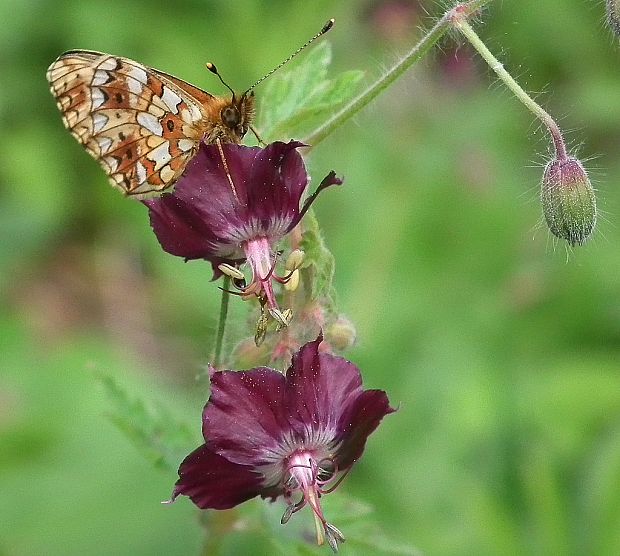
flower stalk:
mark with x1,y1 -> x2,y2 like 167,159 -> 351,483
454,18 -> 568,160
303,0 -> 496,147
212,275 -> 231,368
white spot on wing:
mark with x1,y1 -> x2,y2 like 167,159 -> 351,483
137,112 -> 163,136
160,86 -> 183,114
128,66 -> 148,84
104,156 -> 119,172
136,161 -> 147,184
96,136 -> 113,154
147,141 -> 172,170
99,58 -> 119,71
127,76 -> 143,95
92,70 -> 110,87
93,113 -> 108,133
91,88 -> 106,109
178,139 -> 194,152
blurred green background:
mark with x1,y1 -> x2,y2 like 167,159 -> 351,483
2,0 -> 620,554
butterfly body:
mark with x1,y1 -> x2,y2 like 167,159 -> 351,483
46,50 -> 255,198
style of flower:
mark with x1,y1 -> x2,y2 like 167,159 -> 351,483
167,334 -> 394,552
143,141 -> 341,323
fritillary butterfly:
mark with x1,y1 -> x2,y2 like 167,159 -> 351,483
46,51 -> 255,199
46,20 -> 333,199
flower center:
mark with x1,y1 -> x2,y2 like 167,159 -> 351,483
280,451 -> 345,552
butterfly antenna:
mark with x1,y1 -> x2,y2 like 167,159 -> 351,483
243,18 -> 334,95
206,62 -> 236,99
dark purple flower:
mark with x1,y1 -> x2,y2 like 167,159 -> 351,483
143,141 -> 341,320
167,334 -> 394,552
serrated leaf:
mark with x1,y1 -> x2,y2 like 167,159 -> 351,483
257,41 -> 364,142
98,374 -> 196,473
300,209 -> 336,307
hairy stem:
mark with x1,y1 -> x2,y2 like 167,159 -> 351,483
455,19 -> 568,160
303,0 -> 496,147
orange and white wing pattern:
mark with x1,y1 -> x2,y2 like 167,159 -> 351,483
46,51 -> 213,198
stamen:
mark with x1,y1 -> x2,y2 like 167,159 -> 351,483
324,523 -> 345,553
217,286 -> 245,297
280,504 -> 295,524
217,263 -> 245,280
283,269 -> 300,292
320,466 -> 352,495
285,249 -> 304,271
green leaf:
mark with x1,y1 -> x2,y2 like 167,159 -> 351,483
300,209 -> 336,307
98,374 -> 196,473
257,41 -> 364,142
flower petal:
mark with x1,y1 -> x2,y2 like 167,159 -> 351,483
203,368 -> 289,467
334,390 -> 395,469
143,141 -> 309,264
284,335 -> 365,434
172,445 -> 263,509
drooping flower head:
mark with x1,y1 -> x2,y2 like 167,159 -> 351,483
143,141 -> 341,325
167,335 -> 394,552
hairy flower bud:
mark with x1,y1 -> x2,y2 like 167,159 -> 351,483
325,315 -> 357,351
541,156 -> 596,246
607,0 -> 620,36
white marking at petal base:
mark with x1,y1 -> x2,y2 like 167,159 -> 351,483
128,66 -> 148,85
99,58 -> 119,71
93,113 -> 109,133
147,141 -> 172,170
136,161 -> 147,184
137,112 -> 163,136
91,88 -> 106,110
96,136 -> 113,153
178,138 -> 194,152
92,70 -> 110,87
160,87 -> 182,113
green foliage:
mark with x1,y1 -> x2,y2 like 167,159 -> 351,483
4,0 -> 620,555
300,209 -> 337,307
257,41 -> 364,142
98,374 -> 196,474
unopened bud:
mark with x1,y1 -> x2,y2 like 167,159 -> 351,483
607,0 -> 620,36
325,315 -> 357,351
541,156 -> 596,246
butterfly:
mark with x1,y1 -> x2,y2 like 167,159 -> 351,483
46,51 -> 255,199
46,20 -> 333,200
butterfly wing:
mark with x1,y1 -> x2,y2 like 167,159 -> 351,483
46,50 -> 214,198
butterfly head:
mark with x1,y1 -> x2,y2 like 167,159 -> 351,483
206,63 -> 256,142
219,91 -> 255,141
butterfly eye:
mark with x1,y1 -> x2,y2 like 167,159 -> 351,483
221,106 -> 240,128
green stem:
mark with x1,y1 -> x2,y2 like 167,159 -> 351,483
213,275 -> 231,368
455,19 -> 568,160
302,0 -> 496,147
